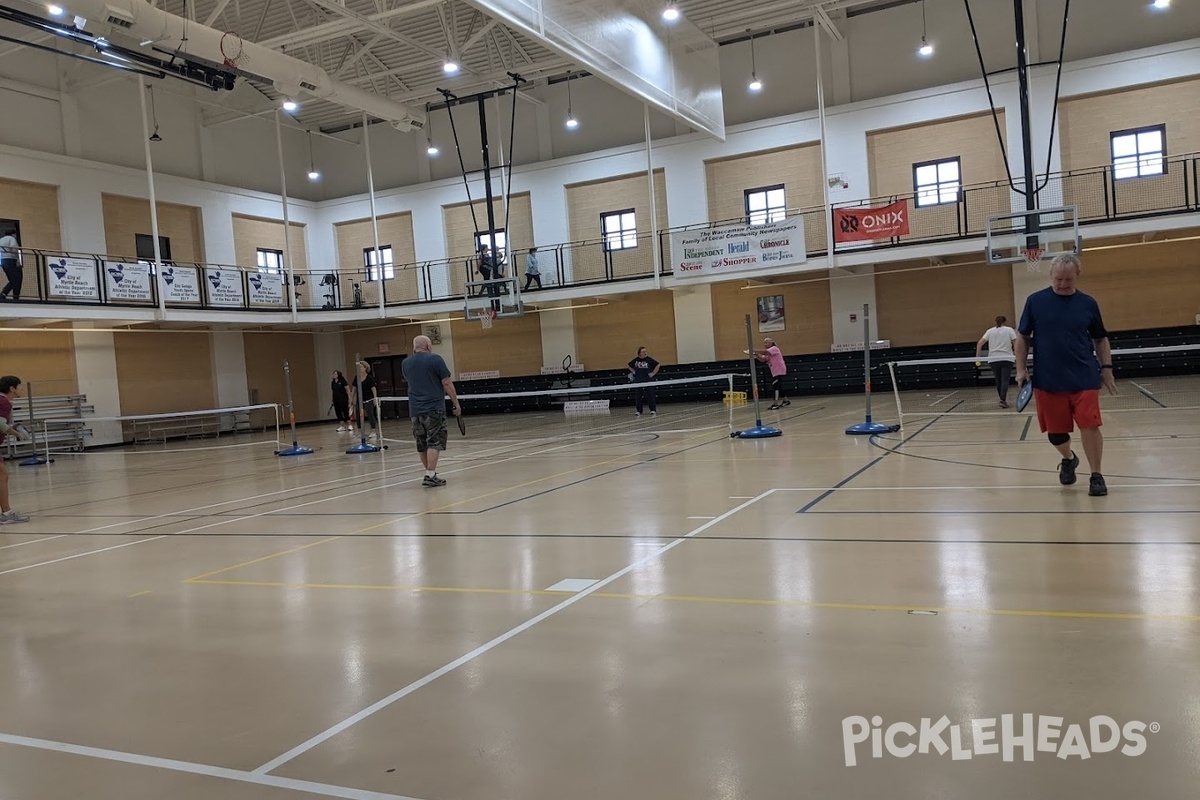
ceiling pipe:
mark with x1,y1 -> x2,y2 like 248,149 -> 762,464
52,0 -> 426,131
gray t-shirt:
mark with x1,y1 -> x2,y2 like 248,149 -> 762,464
401,351 -> 451,415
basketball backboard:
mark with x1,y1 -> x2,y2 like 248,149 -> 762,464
985,205 -> 1082,266
465,275 -> 523,323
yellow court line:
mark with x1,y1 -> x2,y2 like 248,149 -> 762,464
186,578 -> 1200,623
127,590 -> 152,598
180,425 -> 726,583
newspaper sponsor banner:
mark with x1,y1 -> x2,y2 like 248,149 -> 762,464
45,256 -> 100,300
161,265 -> 201,304
833,200 -> 910,243
204,267 -> 246,307
247,271 -> 285,306
670,216 -> 806,280
103,261 -> 154,303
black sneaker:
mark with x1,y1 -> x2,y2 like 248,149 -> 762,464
767,403 -> 781,410
422,474 -> 446,487
1089,473 -> 1107,496
781,399 -> 791,406
1059,452 -> 1079,485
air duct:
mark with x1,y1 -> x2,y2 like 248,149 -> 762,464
56,0 -> 425,131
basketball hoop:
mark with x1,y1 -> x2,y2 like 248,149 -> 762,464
1022,247 -> 1044,273
220,31 -> 247,68
480,309 -> 496,329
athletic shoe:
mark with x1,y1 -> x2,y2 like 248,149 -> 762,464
1059,452 -> 1079,485
768,404 -> 781,410
650,411 -> 657,416
1089,473 -> 1108,496
422,475 -> 446,487
781,399 -> 791,406
635,412 -> 641,417
0,510 -> 30,524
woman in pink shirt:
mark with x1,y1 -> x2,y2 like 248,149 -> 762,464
745,338 -> 791,410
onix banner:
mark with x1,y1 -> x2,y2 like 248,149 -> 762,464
833,200 -> 911,243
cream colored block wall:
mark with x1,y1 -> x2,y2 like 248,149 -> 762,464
0,178 -> 62,251
705,143 -> 825,222
101,193 -> 205,262
334,212 -> 418,306
565,170 -> 667,283
230,213 -> 312,305
442,193 -> 534,297
867,112 -> 1010,237
1059,77 -> 1200,217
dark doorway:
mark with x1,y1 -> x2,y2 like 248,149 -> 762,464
367,354 -> 407,419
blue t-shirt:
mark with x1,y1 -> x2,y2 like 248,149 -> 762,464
628,356 -> 659,383
1018,287 -> 1108,393
401,351 -> 451,415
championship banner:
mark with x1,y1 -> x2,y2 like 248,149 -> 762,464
161,265 -> 201,304
670,216 -> 806,280
45,256 -> 100,301
833,200 -> 911,243
103,261 -> 154,303
204,267 -> 247,308
247,271 -> 285,306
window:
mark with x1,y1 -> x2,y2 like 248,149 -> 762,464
1111,124 -> 1166,180
256,248 -> 284,274
474,230 -> 507,265
135,233 -> 172,266
744,185 -> 786,226
363,245 -> 394,281
913,158 -> 961,207
601,209 -> 637,251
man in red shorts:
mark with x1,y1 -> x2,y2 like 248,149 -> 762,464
1015,253 -> 1116,496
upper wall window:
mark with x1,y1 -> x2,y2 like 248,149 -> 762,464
475,230 -> 507,266
913,158 -> 961,207
256,248 -> 284,274
135,233 -> 172,265
364,245 -> 394,281
1111,124 -> 1166,180
745,185 -> 786,226
601,209 -> 638,251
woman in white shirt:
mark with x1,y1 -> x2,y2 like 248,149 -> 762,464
976,315 -> 1018,408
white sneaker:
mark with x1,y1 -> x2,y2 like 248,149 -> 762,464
368,433 -> 377,440
634,412 -> 642,417
336,426 -> 347,432
1,510 -> 30,524
650,411 -> 657,416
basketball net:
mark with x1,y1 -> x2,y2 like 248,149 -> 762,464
481,309 -> 496,329
220,32 -> 247,68
1023,247 -> 1044,273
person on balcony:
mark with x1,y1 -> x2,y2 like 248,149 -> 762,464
0,230 -> 21,302
523,247 -> 542,290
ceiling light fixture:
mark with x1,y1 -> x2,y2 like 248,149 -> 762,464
662,5 -> 679,22
282,99 -> 298,112
747,31 -> 762,93
1152,0 -> 1170,8
443,60 -> 459,74
47,3 -> 65,16
917,0 -> 934,57
565,74 -> 578,129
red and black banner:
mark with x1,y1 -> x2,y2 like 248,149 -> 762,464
833,200 -> 911,243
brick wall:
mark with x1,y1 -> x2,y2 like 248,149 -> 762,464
334,212 -> 417,306
102,193 -> 205,262
704,143 -> 824,222
566,170 -> 668,283
875,255 -> 1014,347
0,178 -> 61,251
442,192 -> 533,296
709,276 -> 833,360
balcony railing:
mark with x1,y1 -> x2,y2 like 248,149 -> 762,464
5,154 -> 1198,315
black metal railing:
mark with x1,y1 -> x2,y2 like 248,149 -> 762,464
6,154 -> 1198,315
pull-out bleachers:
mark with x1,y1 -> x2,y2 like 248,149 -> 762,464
3,394 -> 94,459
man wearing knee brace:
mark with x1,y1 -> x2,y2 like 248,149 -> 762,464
1015,253 -> 1117,496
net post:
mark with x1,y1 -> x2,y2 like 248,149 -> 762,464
845,304 -> 900,435
275,360 -> 314,456
18,380 -> 52,466
887,361 -> 904,429
731,314 -> 782,439
346,352 -> 383,454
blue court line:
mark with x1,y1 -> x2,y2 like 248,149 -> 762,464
797,402 -> 963,513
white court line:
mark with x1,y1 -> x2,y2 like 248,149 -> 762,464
686,516 -> 716,520
253,490 -> 778,776
928,391 -> 959,407
0,534 -> 67,550
0,536 -> 169,577
0,732 -> 423,800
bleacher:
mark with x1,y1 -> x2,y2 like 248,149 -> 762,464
3,394 -> 94,460
444,325 -> 1199,415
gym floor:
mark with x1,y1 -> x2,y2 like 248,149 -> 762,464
2,395 -> 1198,800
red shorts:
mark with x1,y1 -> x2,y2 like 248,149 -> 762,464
1034,388 -> 1102,434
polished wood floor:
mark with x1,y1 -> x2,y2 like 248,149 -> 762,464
2,394 -> 1199,800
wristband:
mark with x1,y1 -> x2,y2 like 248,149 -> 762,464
1101,364 -> 1113,369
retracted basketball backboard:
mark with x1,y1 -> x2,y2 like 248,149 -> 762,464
465,275 -> 523,328
985,205 -> 1082,267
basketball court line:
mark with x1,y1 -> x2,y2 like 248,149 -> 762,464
182,577 -> 1200,623
0,534 -> 67,550
0,732 -> 425,800
251,491 -> 778,776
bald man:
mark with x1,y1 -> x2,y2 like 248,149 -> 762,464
401,334 -> 460,487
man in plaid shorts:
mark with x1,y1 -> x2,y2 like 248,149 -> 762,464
401,335 -> 461,487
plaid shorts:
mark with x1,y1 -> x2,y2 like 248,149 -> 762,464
412,411 -> 448,452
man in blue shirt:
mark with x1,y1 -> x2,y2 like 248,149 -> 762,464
401,335 -> 461,487
1015,253 -> 1116,496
